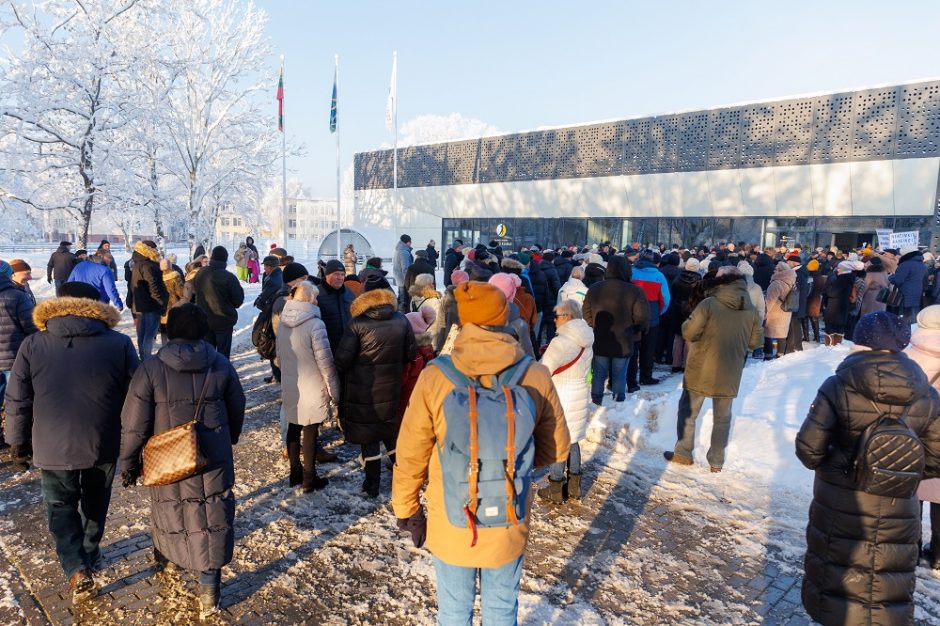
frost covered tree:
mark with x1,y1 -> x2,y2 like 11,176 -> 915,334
395,113 -> 500,146
0,0 -> 150,247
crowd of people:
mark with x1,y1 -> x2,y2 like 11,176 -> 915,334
0,233 -> 939,624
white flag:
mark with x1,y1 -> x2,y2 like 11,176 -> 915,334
385,52 -> 397,131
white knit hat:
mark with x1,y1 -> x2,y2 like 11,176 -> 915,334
685,258 -> 701,272
917,305 -> 940,330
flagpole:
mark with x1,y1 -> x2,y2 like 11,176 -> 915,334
335,54 -> 342,260
393,50 -> 398,195
280,55 -> 288,247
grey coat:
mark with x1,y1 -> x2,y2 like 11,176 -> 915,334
120,341 -> 246,572
276,300 -> 340,426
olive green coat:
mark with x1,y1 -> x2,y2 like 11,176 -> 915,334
682,276 -> 763,399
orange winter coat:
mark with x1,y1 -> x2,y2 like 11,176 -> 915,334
392,323 -> 570,568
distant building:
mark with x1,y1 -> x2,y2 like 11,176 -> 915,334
355,79 -> 940,252
285,197 -> 338,242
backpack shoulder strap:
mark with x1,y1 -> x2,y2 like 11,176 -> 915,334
867,398 -> 914,422
499,356 -> 532,387
430,355 -> 471,388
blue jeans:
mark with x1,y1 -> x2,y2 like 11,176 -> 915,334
137,311 -> 161,360
550,442 -> 581,480
433,555 -> 524,626
40,463 -> 116,577
591,356 -> 627,403
54,279 -> 66,297
0,370 -> 8,407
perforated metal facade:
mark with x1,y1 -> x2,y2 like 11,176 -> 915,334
354,80 -> 940,190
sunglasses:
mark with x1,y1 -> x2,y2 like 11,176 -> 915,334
553,313 -> 569,319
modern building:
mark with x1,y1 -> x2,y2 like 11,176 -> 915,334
354,79 -> 940,253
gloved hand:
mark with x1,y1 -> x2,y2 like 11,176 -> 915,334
46,277 -> 52,284
396,509 -> 427,548
9,446 -> 29,472
121,467 -> 141,488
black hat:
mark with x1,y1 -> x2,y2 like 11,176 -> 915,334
853,311 -> 911,352
210,246 -> 228,262
367,257 -> 383,268
400,234 -> 412,244
99,239 -> 109,245
75,249 -> 88,257
60,281 -> 100,301
262,255 -> 279,267
282,262 -> 309,284
639,249 -> 657,262
59,241 -> 72,247
364,275 -> 392,292
323,259 -> 345,275
167,303 -> 210,341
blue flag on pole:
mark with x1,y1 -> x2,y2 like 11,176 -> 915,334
329,66 -> 337,133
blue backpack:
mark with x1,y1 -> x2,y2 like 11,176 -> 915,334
432,355 -> 537,547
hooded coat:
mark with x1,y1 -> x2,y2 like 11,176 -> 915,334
0,274 -> 38,370
404,257 -> 437,294
6,297 -> 138,469
540,318 -> 594,442
582,262 -> 607,289
538,258 -> 561,306
668,270 -> 702,335
393,240 -> 414,285
46,244 -> 76,282
194,260 -> 245,331
763,263 -> 796,339
795,349 -> 940,626
277,300 -> 341,426
682,276 -> 763,398
742,272 -> 766,323
905,326 -> 940,503
160,270 -> 185,325
557,277 -> 588,307
553,256 -> 574,285
443,248 -> 463,286
582,257 -> 651,358
861,266 -> 889,316
409,285 -> 445,352
752,253 -> 775,291
130,243 -> 168,315
823,273 -> 856,335
120,340 -> 245,572
527,260 -> 550,313
889,251 -> 927,308
392,324 -> 570,568
333,289 -> 417,445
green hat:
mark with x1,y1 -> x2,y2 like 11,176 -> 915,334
517,252 -> 531,266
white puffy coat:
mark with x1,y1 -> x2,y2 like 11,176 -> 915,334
557,277 -> 588,307
906,326 -> 940,503
540,318 -> 594,442
277,300 -> 341,426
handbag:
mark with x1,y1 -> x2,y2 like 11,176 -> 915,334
141,369 -> 212,486
874,285 -> 890,304
886,286 -> 904,309
439,324 -> 460,356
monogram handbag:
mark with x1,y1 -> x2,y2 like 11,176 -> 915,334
141,370 -> 212,486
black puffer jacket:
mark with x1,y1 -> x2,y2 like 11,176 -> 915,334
333,289 -> 416,445
6,297 -> 138,469
753,253 -> 774,291
582,256 -> 651,358
668,270 -> 702,335
317,281 -> 355,351
553,256 -> 574,285
130,242 -> 168,314
404,257 -> 436,293
443,248 -> 463,286
539,258 -> 561,306
528,260 -> 549,313
194,260 -> 245,330
796,350 -> 940,626
120,340 -> 245,572
46,245 -> 76,282
0,275 -> 38,370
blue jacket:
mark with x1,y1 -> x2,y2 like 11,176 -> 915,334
392,240 -> 413,284
68,260 -> 123,309
0,275 -> 38,370
631,260 -> 672,327
889,252 -> 926,308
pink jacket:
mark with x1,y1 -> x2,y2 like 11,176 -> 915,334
906,327 -> 940,503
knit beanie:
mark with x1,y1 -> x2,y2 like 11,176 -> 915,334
736,260 -> 753,275
0,261 -> 10,279
59,281 -> 100,301
836,261 -> 855,275
262,256 -> 279,268
167,303 -> 210,341
450,269 -> 470,285
685,258 -> 701,272
210,246 -> 228,263
455,281 -> 509,327
806,259 -> 820,272
852,311 -> 911,352
282,262 -> 309,284
916,305 -> 940,330
364,275 -> 392,292
517,252 -> 531,266
488,272 -> 521,301
466,249 -> 477,261
406,308 -> 436,334
323,259 -> 345,275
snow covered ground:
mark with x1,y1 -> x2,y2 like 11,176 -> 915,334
2,244 -> 940,624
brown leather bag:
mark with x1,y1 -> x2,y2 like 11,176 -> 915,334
141,369 -> 212,486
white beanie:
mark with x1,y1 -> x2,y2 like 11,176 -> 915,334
737,260 -> 754,276
685,258 -> 701,272
836,261 -> 855,275
917,305 -> 940,330
900,244 -> 919,257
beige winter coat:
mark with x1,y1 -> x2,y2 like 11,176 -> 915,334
276,300 -> 340,426
907,327 -> 940,503
763,263 -> 796,339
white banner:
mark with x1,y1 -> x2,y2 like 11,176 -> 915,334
875,228 -> 892,248
888,231 -> 919,250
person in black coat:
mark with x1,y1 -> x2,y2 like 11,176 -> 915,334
130,240 -> 168,360
796,312 -> 940,626
317,260 -> 355,351
582,260 -> 607,288
657,253 -> 682,363
668,259 -> 702,371
752,252 -> 774,292
582,256 -> 651,403
823,263 -> 856,344
0,272 -> 38,402
5,282 -> 138,599
120,304 -> 245,618
425,240 -> 440,268
782,253 -> 811,355
527,254 -> 549,322
442,241 -> 464,287
46,241 -> 77,296
538,252 -> 562,345
254,256 -> 284,382
333,285 -> 416,498
553,251 -> 575,286
194,246 -> 245,359
403,250 -> 436,297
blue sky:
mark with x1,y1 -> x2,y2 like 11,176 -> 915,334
262,0 -> 940,196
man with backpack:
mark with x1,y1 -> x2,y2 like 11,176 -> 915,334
796,311 -> 940,626
254,256 -> 283,383
392,281 -> 570,625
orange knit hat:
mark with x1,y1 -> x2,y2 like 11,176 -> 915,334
454,281 -> 509,327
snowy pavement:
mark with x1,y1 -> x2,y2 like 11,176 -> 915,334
1,250 -> 940,623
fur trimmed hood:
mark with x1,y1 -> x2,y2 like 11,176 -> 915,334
351,288 -> 397,318
33,297 -> 121,332
501,258 -> 524,272
133,241 -> 160,262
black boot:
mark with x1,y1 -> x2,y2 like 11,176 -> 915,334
198,582 -> 220,619
537,478 -> 565,504
362,459 -> 380,498
302,470 -> 328,493
288,439 -> 303,487
567,473 -> 582,500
